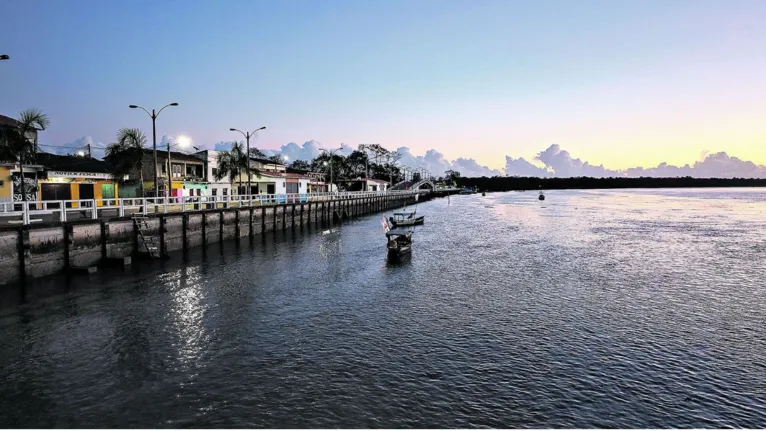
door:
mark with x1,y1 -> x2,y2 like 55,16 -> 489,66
79,183 -> 95,207
101,183 -> 115,199
267,184 -> 275,195
286,182 -> 299,194
41,183 -> 71,208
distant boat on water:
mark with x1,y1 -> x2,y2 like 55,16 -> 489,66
539,191 -> 545,201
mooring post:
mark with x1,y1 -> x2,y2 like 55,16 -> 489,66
201,212 -> 207,246
63,224 -> 72,272
219,210 -> 224,243
182,213 -> 188,255
100,221 -> 107,260
159,216 -> 166,258
249,207 -> 254,238
17,227 -> 26,283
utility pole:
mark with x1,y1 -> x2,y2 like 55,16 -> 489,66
86,143 -> 91,158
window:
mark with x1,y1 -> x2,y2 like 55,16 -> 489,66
212,188 -> 217,196
212,168 -> 218,178
223,188 -> 228,195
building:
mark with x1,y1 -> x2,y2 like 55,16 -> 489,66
286,168 -> 329,193
365,178 -> 389,192
193,149 -> 232,198
0,114 -> 42,206
140,149 -> 207,197
35,153 -> 116,206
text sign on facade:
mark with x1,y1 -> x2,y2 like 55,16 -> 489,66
48,171 -> 112,180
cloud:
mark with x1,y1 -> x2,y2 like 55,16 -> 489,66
504,156 -> 553,177
451,158 -> 503,177
535,144 -> 622,177
531,144 -> 766,178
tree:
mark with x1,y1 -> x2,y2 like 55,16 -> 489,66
386,151 -> 402,184
0,109 -> 50,204
445,169 -> 461,186
215,142 -> 260,195
345,150 -> 369,178
288,159 -> 311,171
105,128 -> 148,197
249,147 -> 267,159
268,154 -> 286,164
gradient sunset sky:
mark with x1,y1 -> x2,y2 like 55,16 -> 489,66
1,0 -> 764,171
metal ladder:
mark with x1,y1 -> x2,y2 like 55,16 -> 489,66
132,215 -> 159,259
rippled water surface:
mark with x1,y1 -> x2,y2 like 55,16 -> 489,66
1,188 -> 765,428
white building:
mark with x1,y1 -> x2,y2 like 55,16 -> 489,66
365,178 -> 389,192
194,150 -> 232,198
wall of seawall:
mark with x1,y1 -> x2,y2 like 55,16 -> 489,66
0,193 -> 430,285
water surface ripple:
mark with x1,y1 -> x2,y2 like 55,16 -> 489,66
1,188 -> 764,427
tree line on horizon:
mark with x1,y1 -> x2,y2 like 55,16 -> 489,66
456,175 -> 766,191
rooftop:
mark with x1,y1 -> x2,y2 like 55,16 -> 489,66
37,152 -> 113,173
142,148 -> 204,163
0,114 -> 22,128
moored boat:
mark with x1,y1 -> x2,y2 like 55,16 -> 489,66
386,228 -> 413,256
539,191 -> 545,201
389,211 -> 425,227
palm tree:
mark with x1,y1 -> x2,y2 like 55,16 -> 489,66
216,142 -> 243,195
0,109 -> 50,204
105,128 -> 148,197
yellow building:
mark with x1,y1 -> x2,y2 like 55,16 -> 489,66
0,163 -> 44,207
35,153 -> 117,207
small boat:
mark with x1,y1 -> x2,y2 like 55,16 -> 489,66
482,192 -> 486,196
386,228 -> 413,256
539,191 -> 545,201
460,187 -> 474,195
389,211 -> 425,227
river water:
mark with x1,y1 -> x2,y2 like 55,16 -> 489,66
1,188 -> 764,428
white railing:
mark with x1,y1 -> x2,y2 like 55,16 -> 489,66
1,189 -> 426,225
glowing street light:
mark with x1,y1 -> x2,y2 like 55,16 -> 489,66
129,102 -> 179,196
320,148 -> 342,193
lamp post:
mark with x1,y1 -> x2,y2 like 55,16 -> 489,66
129,102 -> 178,197
320,148 -> 342,193
230,126 -> 266,197
166,136 -> 191,198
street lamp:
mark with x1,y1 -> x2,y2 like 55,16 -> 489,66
0,55 -> 9,60
320,148 -> 342,193
166,136 -> 191,198
230,126 -> 266,196
129,102 -> 179,196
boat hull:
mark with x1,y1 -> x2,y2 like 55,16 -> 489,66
387,243 -> 412,256
390,216 -> 425,227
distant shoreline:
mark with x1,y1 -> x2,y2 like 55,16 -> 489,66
457,177 -> 766,192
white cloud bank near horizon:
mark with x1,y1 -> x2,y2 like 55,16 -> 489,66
42,137 -> 766,179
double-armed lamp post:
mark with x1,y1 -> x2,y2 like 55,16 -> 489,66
230,126 -> 266,196
129,102 -> 178,196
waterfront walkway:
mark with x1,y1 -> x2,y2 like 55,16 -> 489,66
0,189 -> 458,226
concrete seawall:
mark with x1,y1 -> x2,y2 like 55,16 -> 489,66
0,193 -> 425,285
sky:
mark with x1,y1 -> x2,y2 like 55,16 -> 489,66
1,0 -> 765,177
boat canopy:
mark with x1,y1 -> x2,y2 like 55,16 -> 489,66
393,212 -> 415,217
386,228 -> 411,237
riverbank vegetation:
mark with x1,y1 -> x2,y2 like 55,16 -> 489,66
456,176 -> 766,191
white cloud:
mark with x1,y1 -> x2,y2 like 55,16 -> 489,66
535,144 -> 623,177
451,158 -> 502,177
504,156 -> 553,177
